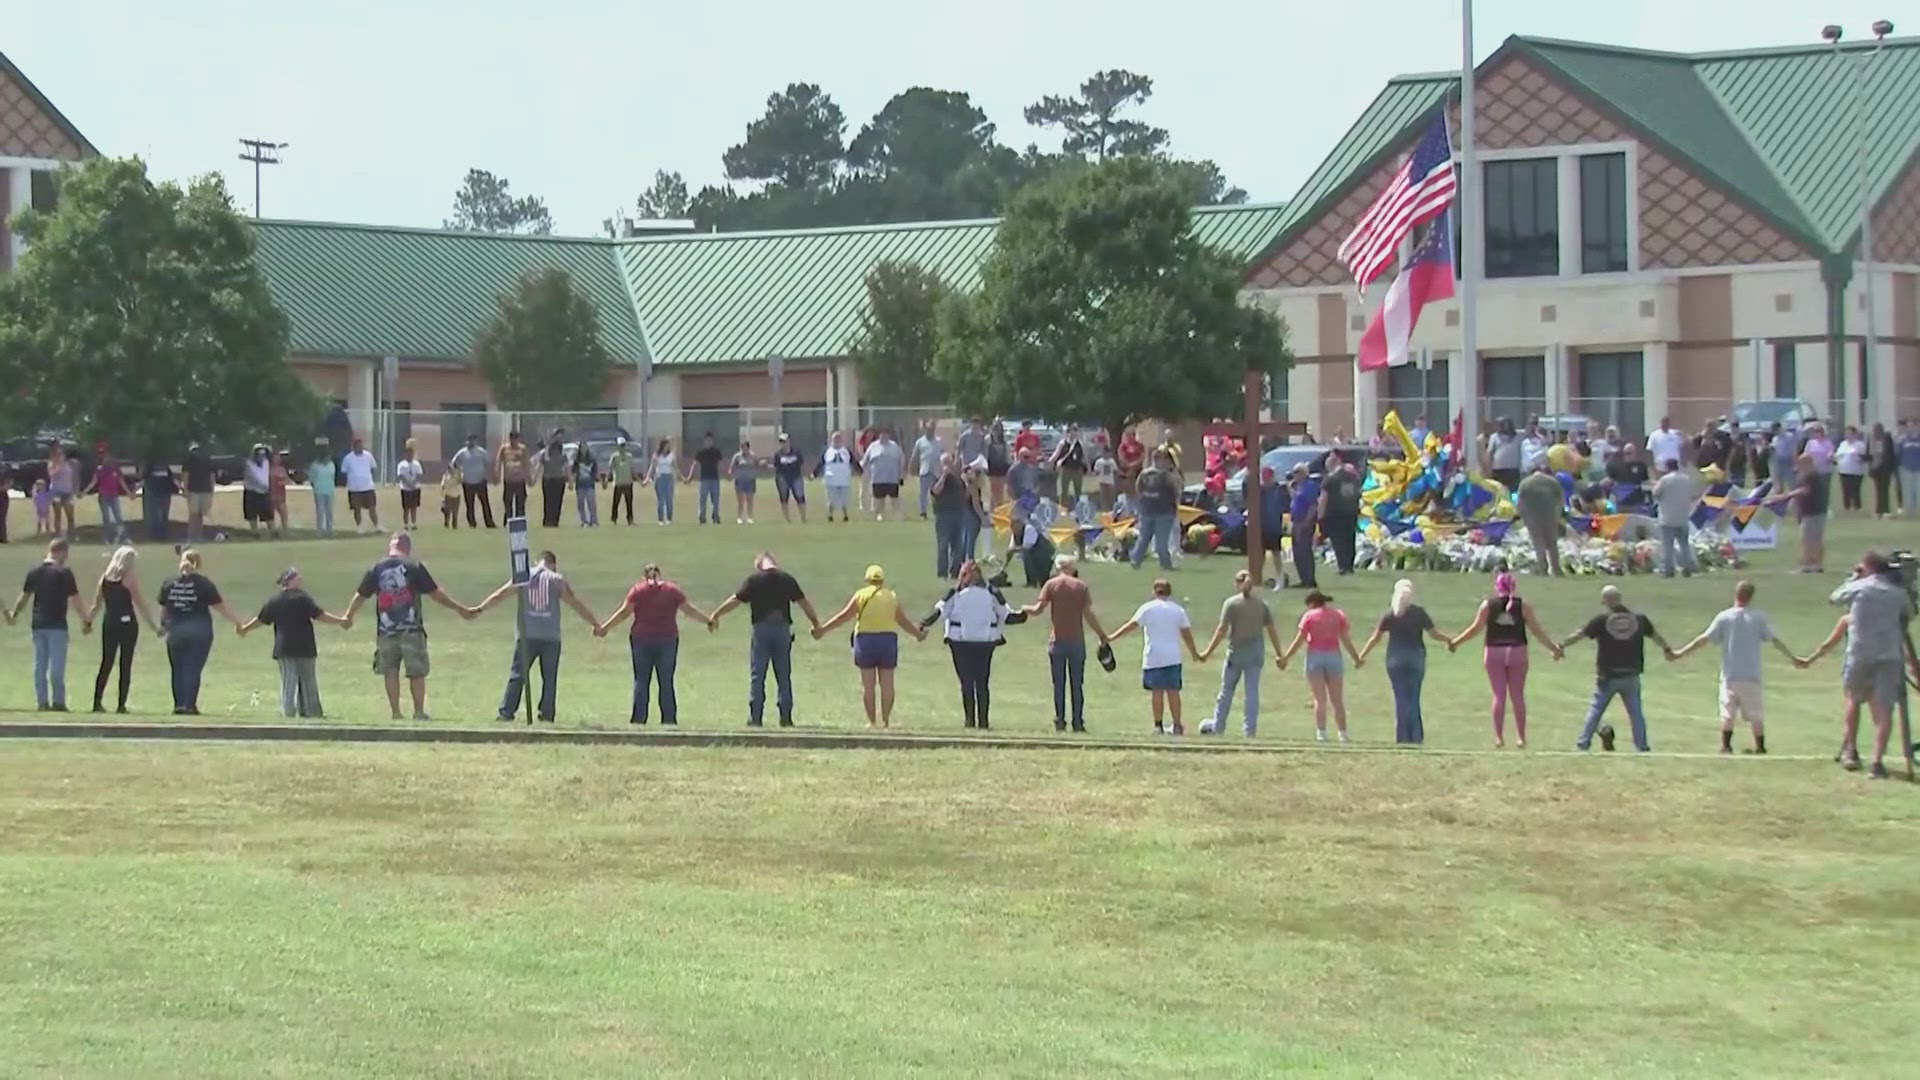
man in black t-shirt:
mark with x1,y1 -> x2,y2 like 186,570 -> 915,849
1318,457 -> 1364,575
711,552 -> 823,727
1558,585 -> 1675,752
240,567 -> 348,718
690,433 -> 726,525
771,434 -> 808,522
7,538 -> 90,710
342,533 -> 478,721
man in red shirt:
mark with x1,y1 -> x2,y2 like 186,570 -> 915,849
1117,428 -> 1147,491
1013,420 -> 1043,458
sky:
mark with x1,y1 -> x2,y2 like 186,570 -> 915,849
7,1 -> 1904,234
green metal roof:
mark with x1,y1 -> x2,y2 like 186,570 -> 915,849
251,220 -> 648,365
252,202 -> 1289,368
1263,35 -> 1920,263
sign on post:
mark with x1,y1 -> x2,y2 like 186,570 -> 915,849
507,517 -> 531,584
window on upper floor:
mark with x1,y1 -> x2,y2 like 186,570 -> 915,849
1483,158 -> 1559,278
1579,153 -> 1629,273
1771,342 -> 1797,398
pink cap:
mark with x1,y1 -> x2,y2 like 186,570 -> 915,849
1494,572 -> 1517,596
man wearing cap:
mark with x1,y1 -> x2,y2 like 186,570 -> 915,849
772,433 -> 808,523
239,567 -> 350,719
448,433 -> 496,528
477,550 -> 600,722
1022,554 -> 1110,732
711,552 -> 823,726
341,533 -> 478,721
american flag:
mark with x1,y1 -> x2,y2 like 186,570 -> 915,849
1338,112 -> 1457,291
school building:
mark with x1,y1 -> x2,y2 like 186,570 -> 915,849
4,33 -> 1920,460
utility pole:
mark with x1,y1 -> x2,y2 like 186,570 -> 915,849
236,138 -> 287,218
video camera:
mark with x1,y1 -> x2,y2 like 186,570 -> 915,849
1881,550 -> 1918,605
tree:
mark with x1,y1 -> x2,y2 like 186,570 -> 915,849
0,157 -> 322,457
849,88 -> 998,181
445,168 -> 553,234
722,83 -> 846,190
473,267 -> 614,411
846,260 -> 951,406
1024,70 -> 1169,161
934,157 -> 1289,444
605,170 -> 693,237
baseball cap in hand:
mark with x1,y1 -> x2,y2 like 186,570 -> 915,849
1096,641 -> 1117,672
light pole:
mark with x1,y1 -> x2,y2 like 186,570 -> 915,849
1822,19 -> 1893,426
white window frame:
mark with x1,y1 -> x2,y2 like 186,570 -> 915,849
1463,141 -> 1640,283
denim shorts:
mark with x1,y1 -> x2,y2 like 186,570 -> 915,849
1141,664 -> 1183,691
852,632 -> 898,670
1303,651 -> 1345,678
1842,658 -> 1903,709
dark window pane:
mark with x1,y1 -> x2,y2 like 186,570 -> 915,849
1482,355 -> 1545,423
1575,351 -> 1645,436
29,170 -> 58,213
1579,154 -> 1628,273
1484,159 -> 1559,278
1772,343 -> 1797,398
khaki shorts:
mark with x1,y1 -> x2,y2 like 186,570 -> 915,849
1718,678 -> 1763,726
187,491 -> 214,516
1842,658 -> 1903,710
374,631 -> 430,678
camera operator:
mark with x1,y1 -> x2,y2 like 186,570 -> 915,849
1821,552 -> 1918,778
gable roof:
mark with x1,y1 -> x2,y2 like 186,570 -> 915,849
251,221 -> 649,365
252,202 -> 1289,368
1259,34 -> 1920,263
0,49 -> 97,158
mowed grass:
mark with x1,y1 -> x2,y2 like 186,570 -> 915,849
3,489 -> 1920,1076
0,485 -> 1909,750
1,744 -> 1917,1077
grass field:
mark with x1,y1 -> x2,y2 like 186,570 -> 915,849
3,488 -> 1919,1077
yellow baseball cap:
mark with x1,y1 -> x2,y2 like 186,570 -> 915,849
864,564 -> 885,583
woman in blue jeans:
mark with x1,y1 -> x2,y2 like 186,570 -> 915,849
1355,579 -> 1449,744
646,439 -> 677,524
156,549 -> 245,715
596,563 -> 715,725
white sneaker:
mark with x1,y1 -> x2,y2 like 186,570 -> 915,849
745,517 -> 754,524
1338,731 -> 1351,744
735,517 -> 743,525
1315,728 -> 1327,742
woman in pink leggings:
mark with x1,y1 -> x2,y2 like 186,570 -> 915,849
1447,571 -> 1560,748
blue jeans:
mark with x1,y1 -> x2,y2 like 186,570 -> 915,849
934,508 -> 966,578
576,485 -> 598,525
653,477 -> 675,521
31,628 -> 68,709
1048,641 -> 1087,728
1384,646 -> 1426,744
1210,649 -> 1263,735
1657,525 -> 1696,576
917,473 -> 935,515
1577,674 -> 1650,751
697,478 -> 720,522
748,619 -> 795,725
630,637 -> 680,723
959,509 -> 981,561
313,491 -> 334,535
166,626 -> 214,712
500,638 -> 562,719
143,489 -> 172,542
1130,511 -> 1176,570
98,495 -> 125,541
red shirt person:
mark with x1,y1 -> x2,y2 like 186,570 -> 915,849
594,563 -> 716,726
1117,430 -> 1147,482
1013,421 -> 1043,458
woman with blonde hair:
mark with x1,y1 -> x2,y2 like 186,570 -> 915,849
157,549 -> 245,715
90,545 -> 161,713
1355,579 -> 1449,745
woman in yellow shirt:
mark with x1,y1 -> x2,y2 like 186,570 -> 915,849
813,564 -> 927,728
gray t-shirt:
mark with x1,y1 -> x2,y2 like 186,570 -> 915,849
863,441 -> 904,484
1218,593 -> 1274,660
1704,605 -> 1773,683
1516,471 -> 1563,521
451,445 -> 489,484
518,565 -> 564,641
957,428 -> 988,466
1008,461 -> 1040,497
1830,575 -> 1915,665
1652,470 -> 1700,527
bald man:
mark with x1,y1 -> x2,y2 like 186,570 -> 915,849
1558,585 -> 1675,753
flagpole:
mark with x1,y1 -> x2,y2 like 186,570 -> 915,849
1457,0 -> 1482,468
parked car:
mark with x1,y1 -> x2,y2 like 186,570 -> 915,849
561,425 -> 634,479
1730,398 -> 1818,435
1183,445 -> 1371,510
1532,413 -> 1596,438
0,433 -> 94,494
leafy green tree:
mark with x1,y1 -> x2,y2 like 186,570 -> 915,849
473,267 -> 614,411
445,168 -> 553,234
846,260 -> 950,405
605,170 -> 693,237
723,83 -> 846,190
0,157 -> 322,457
934,157 -> 1289,443
1024,70 -> 1169,161
849,89 -> 998,180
